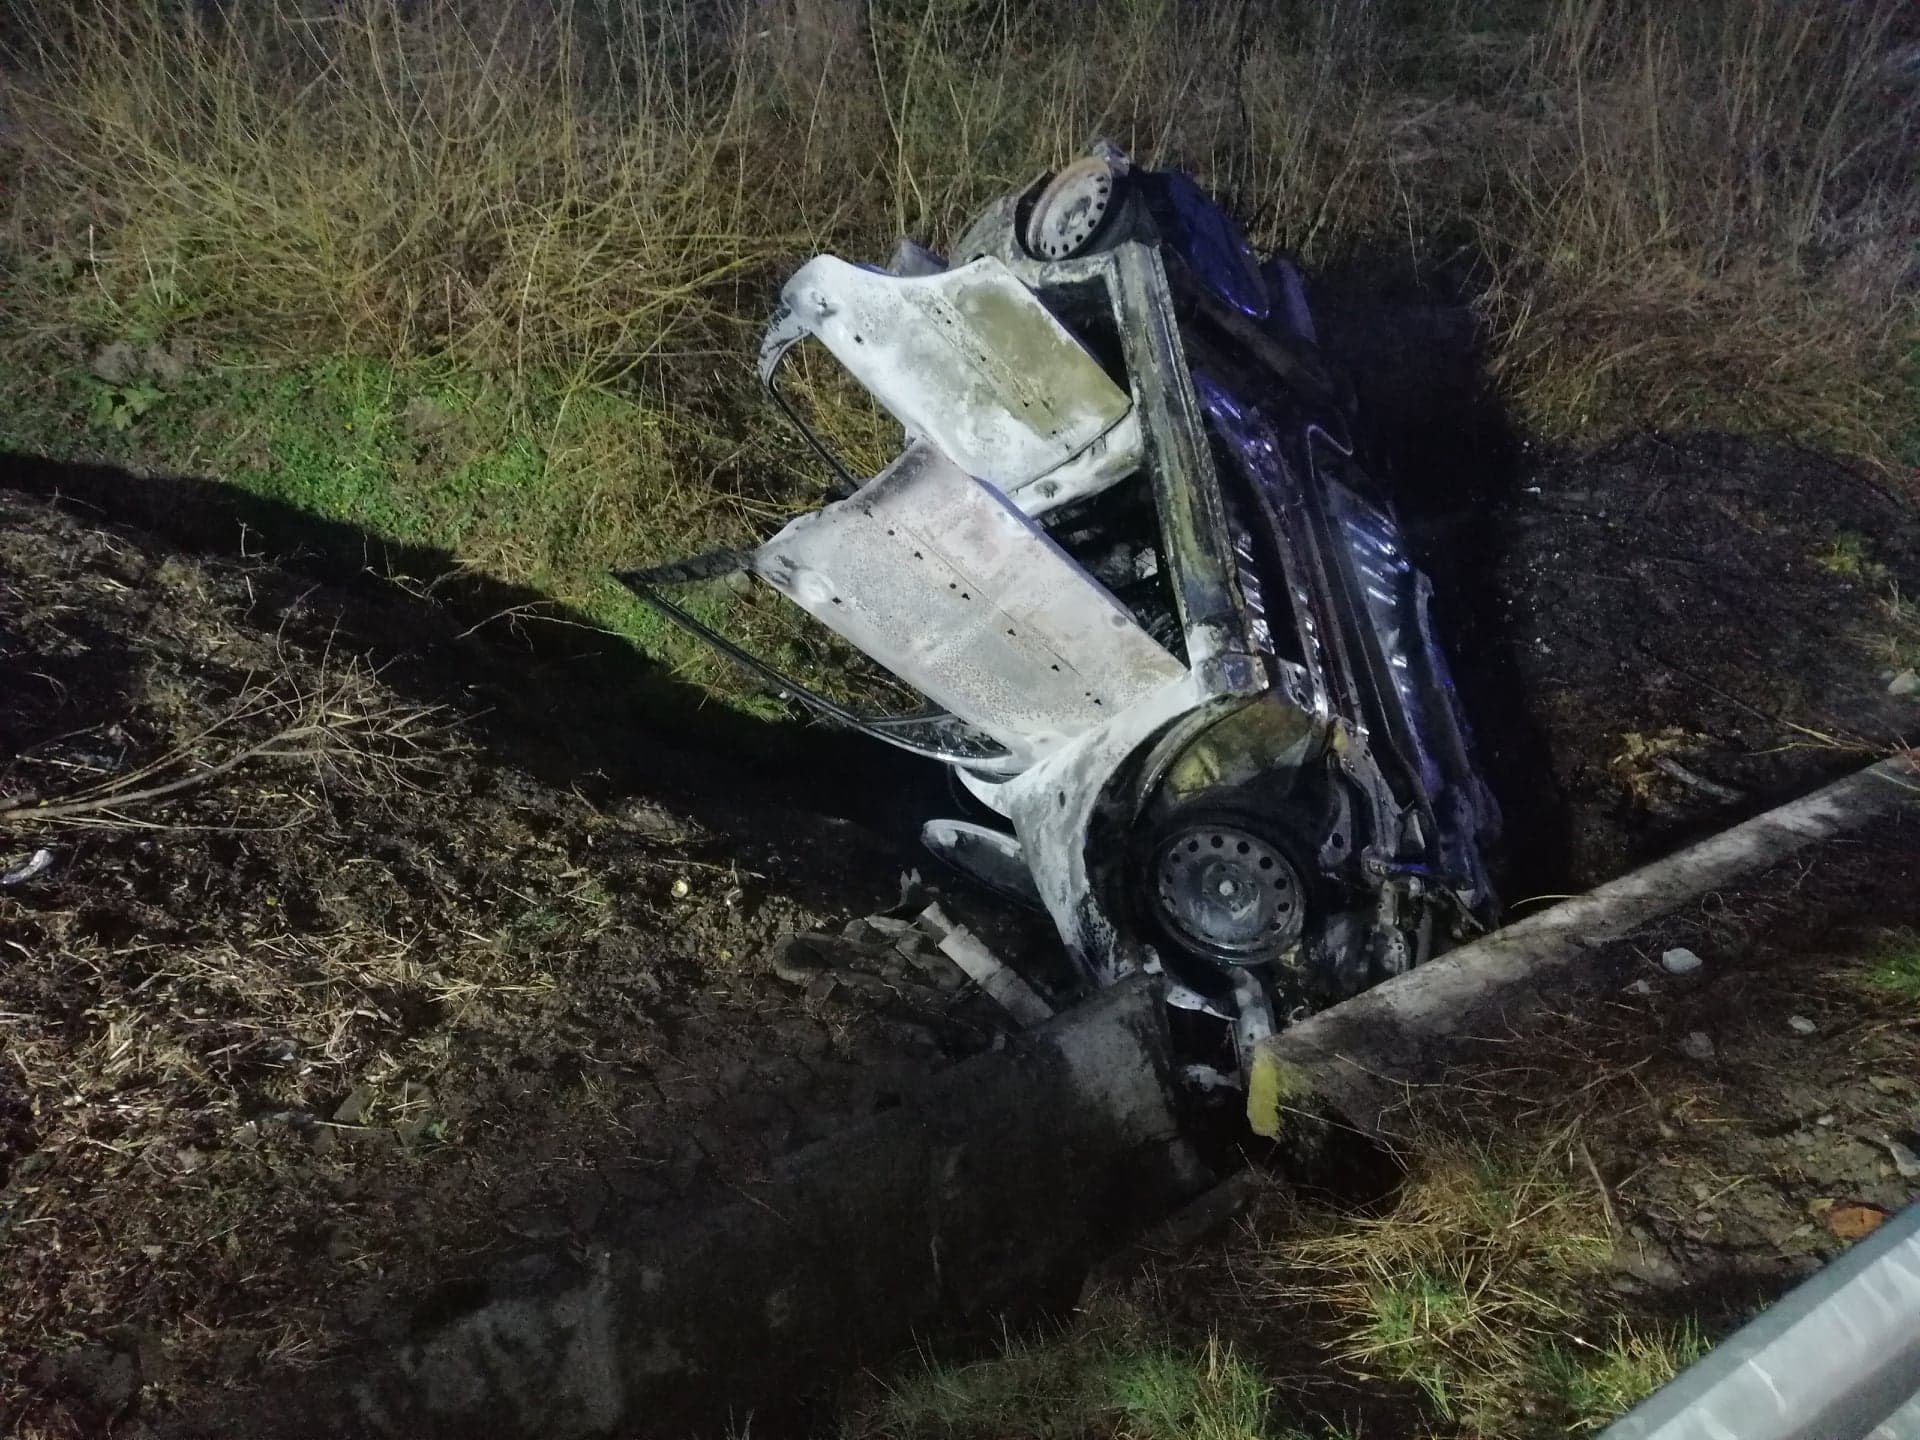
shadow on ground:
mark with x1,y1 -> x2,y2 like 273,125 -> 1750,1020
1311,263 -> 1575,900
0,458 -> 1064,1438
0,450 -> 951,854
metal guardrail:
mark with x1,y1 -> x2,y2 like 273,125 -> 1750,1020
1600,1201 -> 1920,1440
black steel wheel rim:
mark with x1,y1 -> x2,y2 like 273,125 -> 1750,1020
1150,822 -> 1304,962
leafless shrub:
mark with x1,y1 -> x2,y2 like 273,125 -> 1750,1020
3,0 -> 1910,453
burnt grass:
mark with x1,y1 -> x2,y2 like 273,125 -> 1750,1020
1,424 -> 1917,1436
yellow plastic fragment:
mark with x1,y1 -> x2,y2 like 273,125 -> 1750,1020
1245,1044 -> 1311,1139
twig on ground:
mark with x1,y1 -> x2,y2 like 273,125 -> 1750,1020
1651,755 -> 1745,805
0,664 -> 443,830
1577,1138 -> 1622,1237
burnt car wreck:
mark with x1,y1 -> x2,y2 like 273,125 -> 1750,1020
623,146 -> 1501,1075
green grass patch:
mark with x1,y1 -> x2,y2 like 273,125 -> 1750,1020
842,1323 -> 1332,1440
1361,1266 -> 1479,1416
1804,533 -> 1916,682
1269,1142 -> 1683,1436
1107,1343 -> 1285,1440
0,340 -> 840,703
1531,1322 -> 1706,1434
1813,533 -> 1890,584
1865,930 -> 1920,1005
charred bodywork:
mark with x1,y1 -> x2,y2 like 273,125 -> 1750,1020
624,147 -> 1500,1069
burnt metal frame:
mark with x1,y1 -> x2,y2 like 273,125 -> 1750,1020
612,578 -> 1016,769
623,239 -> 1271,776
623,172 -> 1495,1013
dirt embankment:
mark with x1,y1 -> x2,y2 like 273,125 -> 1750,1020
1416,431 -> 1919,896
0,425 -> 1915,1436
0,472 -> 1036,1438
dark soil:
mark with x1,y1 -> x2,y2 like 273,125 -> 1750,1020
1582,824 -> 1920,1320
1320,282 -> 1919,897
1423,814 -> 1920,1323
1452,432 -> 1920,895
1,420 -> 1916,1436
0,473 -> 1036,1439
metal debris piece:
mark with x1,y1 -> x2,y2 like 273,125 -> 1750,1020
1180,1064 -> 1238,1093
1,848 -> 56,886
908,901 -> 1050,1024
894,870 -> 928,911
934,925 -> 1053,1029
771,911 -> 980,1015
761,255 -> 1136,505
750,439 -> 1183,769
1651,754 -> 1745,804
1879,1134 -> 1920,1179
920,821 -> 1042,907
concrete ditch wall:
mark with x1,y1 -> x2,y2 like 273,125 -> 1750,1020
1249,755 -> 1920,1142
253,979 -> 1210,1439
230,759 -> 1917,1439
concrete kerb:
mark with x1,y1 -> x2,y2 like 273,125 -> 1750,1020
1247,755 -> 1920,1142
253,978 -> 1213,1439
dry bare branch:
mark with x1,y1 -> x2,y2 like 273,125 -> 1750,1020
0,662 -> 447,830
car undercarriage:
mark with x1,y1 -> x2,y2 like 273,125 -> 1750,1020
623,144 -> 1502,1079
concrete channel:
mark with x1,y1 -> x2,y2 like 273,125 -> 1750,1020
267,981 -> 1209,1438
1248,754 -> 1920,1143
258,756 -> 1918,1439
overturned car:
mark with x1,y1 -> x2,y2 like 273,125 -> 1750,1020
624,146 -> 1500,1071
